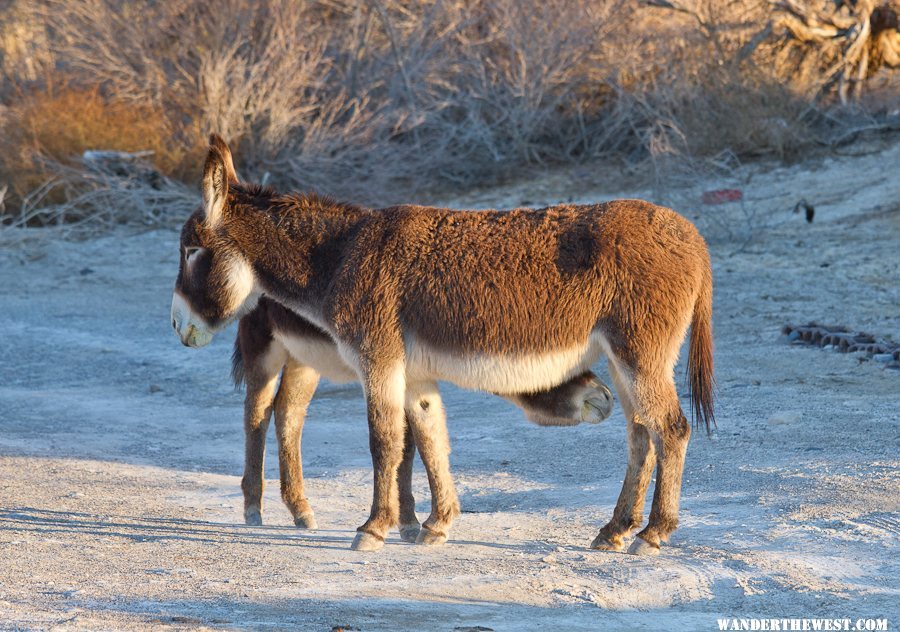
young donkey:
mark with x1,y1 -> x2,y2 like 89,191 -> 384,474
172,135 -> 714,555
233,296 -> 615,536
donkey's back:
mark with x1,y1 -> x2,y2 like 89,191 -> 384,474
349,199 -> 710,396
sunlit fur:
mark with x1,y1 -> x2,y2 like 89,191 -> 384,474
174,134 -> 715,554
230,297 -> 616,532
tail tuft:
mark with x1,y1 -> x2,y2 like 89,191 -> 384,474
688,264 -> 716,435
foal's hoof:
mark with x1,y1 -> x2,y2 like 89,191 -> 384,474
351,531 -> 384,552
399,522 -> 421,543
581,382 -> 614,424
589,533 -> 624,551
627,537 -> 661,556
415,526 -> 448,546
244,511 -> 263,526
294,512 -> 318,530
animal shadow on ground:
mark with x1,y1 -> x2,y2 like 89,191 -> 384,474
0,507 -> 352,550
0,507 -> 525,551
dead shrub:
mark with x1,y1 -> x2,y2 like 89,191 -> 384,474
1,81 -> 202,220
0,0 -> 896,237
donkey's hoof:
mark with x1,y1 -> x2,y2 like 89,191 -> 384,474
294,512 -> 318,530
244,511 -> 263,526
399,523 -> 421,543
351,531 -> 384,552
415,526 -> 448,546
589,533 -> 624,551
627,537 -> 661,556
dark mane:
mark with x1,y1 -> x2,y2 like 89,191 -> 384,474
230,181 -> 366,217
231,182 -> 278,198
277,190 -> 367,216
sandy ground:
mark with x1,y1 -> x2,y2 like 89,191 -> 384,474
0,140 -> 898,631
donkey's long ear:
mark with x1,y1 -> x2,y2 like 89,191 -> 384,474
201,139 -> 230,228
209,133 -> 238,183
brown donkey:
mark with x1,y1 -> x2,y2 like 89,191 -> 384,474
233,295 -> 615,539
172,135 -> 714,555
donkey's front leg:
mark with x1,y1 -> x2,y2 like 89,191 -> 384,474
273,360 -> 320,529
405,380 -> 460,546
352,362 -> 408,552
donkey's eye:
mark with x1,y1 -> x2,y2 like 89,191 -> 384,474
185,247 -> 203,265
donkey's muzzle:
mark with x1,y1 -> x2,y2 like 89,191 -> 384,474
171,292 -> 214,348
582,379 -> 614,424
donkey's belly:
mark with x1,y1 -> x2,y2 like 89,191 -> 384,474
405,332 -> 606,394
273,331 -> 358,384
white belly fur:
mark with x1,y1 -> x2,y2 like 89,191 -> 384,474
275,301 -> 608,394
273,331 -> 358,384
405,331 -> 607,394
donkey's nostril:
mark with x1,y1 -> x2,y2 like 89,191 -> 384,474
172,318 -> 177,330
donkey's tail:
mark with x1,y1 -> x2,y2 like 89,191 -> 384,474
688,262 -> 716,435
231,339 -> 246,389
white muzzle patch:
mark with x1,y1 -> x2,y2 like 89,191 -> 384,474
171,292 -> 215,348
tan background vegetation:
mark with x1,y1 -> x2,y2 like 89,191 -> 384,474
1,0 -> 897,231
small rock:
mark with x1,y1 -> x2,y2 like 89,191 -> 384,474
149,384 -> 162,393
79,267 -> 94,275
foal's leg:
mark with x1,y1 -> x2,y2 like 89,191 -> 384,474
273,359 -> 320,529
405,380 -> 460,546
591,362 -> 656,551
397,417 -> 422,542
241,350 -> 284,526
352,361 -> 408,552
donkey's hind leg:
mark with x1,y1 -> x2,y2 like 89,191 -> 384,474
591,362 -> 656,551
273,359 -> 320,529
405,380 -> 460,546
629,394 -> 690,555
397,418 -> 421,542
241,348 -> 284,526
614,362 -> 690,556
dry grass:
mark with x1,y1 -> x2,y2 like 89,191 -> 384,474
0,0 -> 897,236
1,80 -> 202,215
